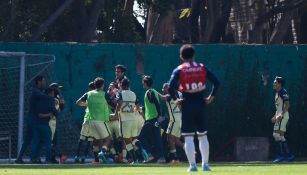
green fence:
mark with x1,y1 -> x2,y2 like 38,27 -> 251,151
1,42 -> 307,158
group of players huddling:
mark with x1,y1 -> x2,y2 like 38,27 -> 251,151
16,44 -> 295,172
73,44 -> 220,172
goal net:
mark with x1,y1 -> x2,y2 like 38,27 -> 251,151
0,52 -> 55,160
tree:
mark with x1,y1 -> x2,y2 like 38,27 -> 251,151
145,0 -> 176,43
0,0 -> 306,43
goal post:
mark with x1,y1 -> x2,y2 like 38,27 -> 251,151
0,52 -> 55,159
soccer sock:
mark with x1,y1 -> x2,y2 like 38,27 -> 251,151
280,136 -> 291,157
83,141 -> 91,158
93,146 -> 100,162
281,141 -> 291,156
275,141 -> 284,157
132,139 -> 144,150
132,139 -> 145,156
76,139 -> 84,157
51,145 -> 56,160
132,139 -> 150,161
133,145 -> 142,160
126,144 -> 137,161
184,136 -> 196,166
122,149 -> 127,159
169,149 -> 177,160
198,135 -> 209,165
109,147 -> 117,159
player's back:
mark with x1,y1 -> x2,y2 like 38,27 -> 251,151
120,90 -> 137,121
87,90 -> 110,121
177,61 -> 207,100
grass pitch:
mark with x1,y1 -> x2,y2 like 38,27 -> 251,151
0,162 -> 306,175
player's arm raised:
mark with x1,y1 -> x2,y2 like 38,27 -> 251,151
157,92 -> 169,101
76,93 -> 88,107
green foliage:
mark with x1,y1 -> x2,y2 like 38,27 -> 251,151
96,0 -> 143,43
0,0 -> 144,42
179,8 -> 191,19
0,0 -> 61,41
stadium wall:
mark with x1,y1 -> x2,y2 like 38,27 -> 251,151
1,42 -> 307,158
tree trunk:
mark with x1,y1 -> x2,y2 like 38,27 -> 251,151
269,10 -> 295,43
30,0 -> 75,41
249,0 -> 305,43
201,0 -> 232,43
300,16 -> 307,43
78,0 -> 105,42
189,0 -> 202,43
146,7 -> 159,43
213,0 -> 232,42
147,8 -> 176,44
201,0 -> 217,43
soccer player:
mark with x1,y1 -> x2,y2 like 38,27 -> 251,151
15,75 -> 49,164
105,82 -> 122,162
110,64 -> 128,162
168,44 -> 220,172
76,77 -> 112,163
138,75 -> 166,163
74,81 -> 95,163
161,83 -> 184,163
135,109 -> 144,137
48,83 -> 66,163
113,78 -> 140,163
271,76 -> 295,163
113,64 -> 128,88
31,86 -> 60,163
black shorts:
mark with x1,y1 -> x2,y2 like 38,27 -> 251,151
181,99 -> 207,136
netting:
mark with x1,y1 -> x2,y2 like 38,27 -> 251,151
0,52 -> 55,158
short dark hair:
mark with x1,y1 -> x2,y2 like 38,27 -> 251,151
94,77 -> 105,89
142,75 -> 153,87
275,76 -> 285,87
121,78 -> 130,89
34,75 -> 44,85
88,81 -> 95,90
180,44 -> 195,60
115,64 -> 127,73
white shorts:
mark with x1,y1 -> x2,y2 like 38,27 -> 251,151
80,120 -> 110,140
166,120 -> 181,138
120,120 -> 138,139
274,112 -> 289,132
107,120 -> 120,138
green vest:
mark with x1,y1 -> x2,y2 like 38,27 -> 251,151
83,108 -> 90,123
86,90 -> 110,122
144,88 -> 160,121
